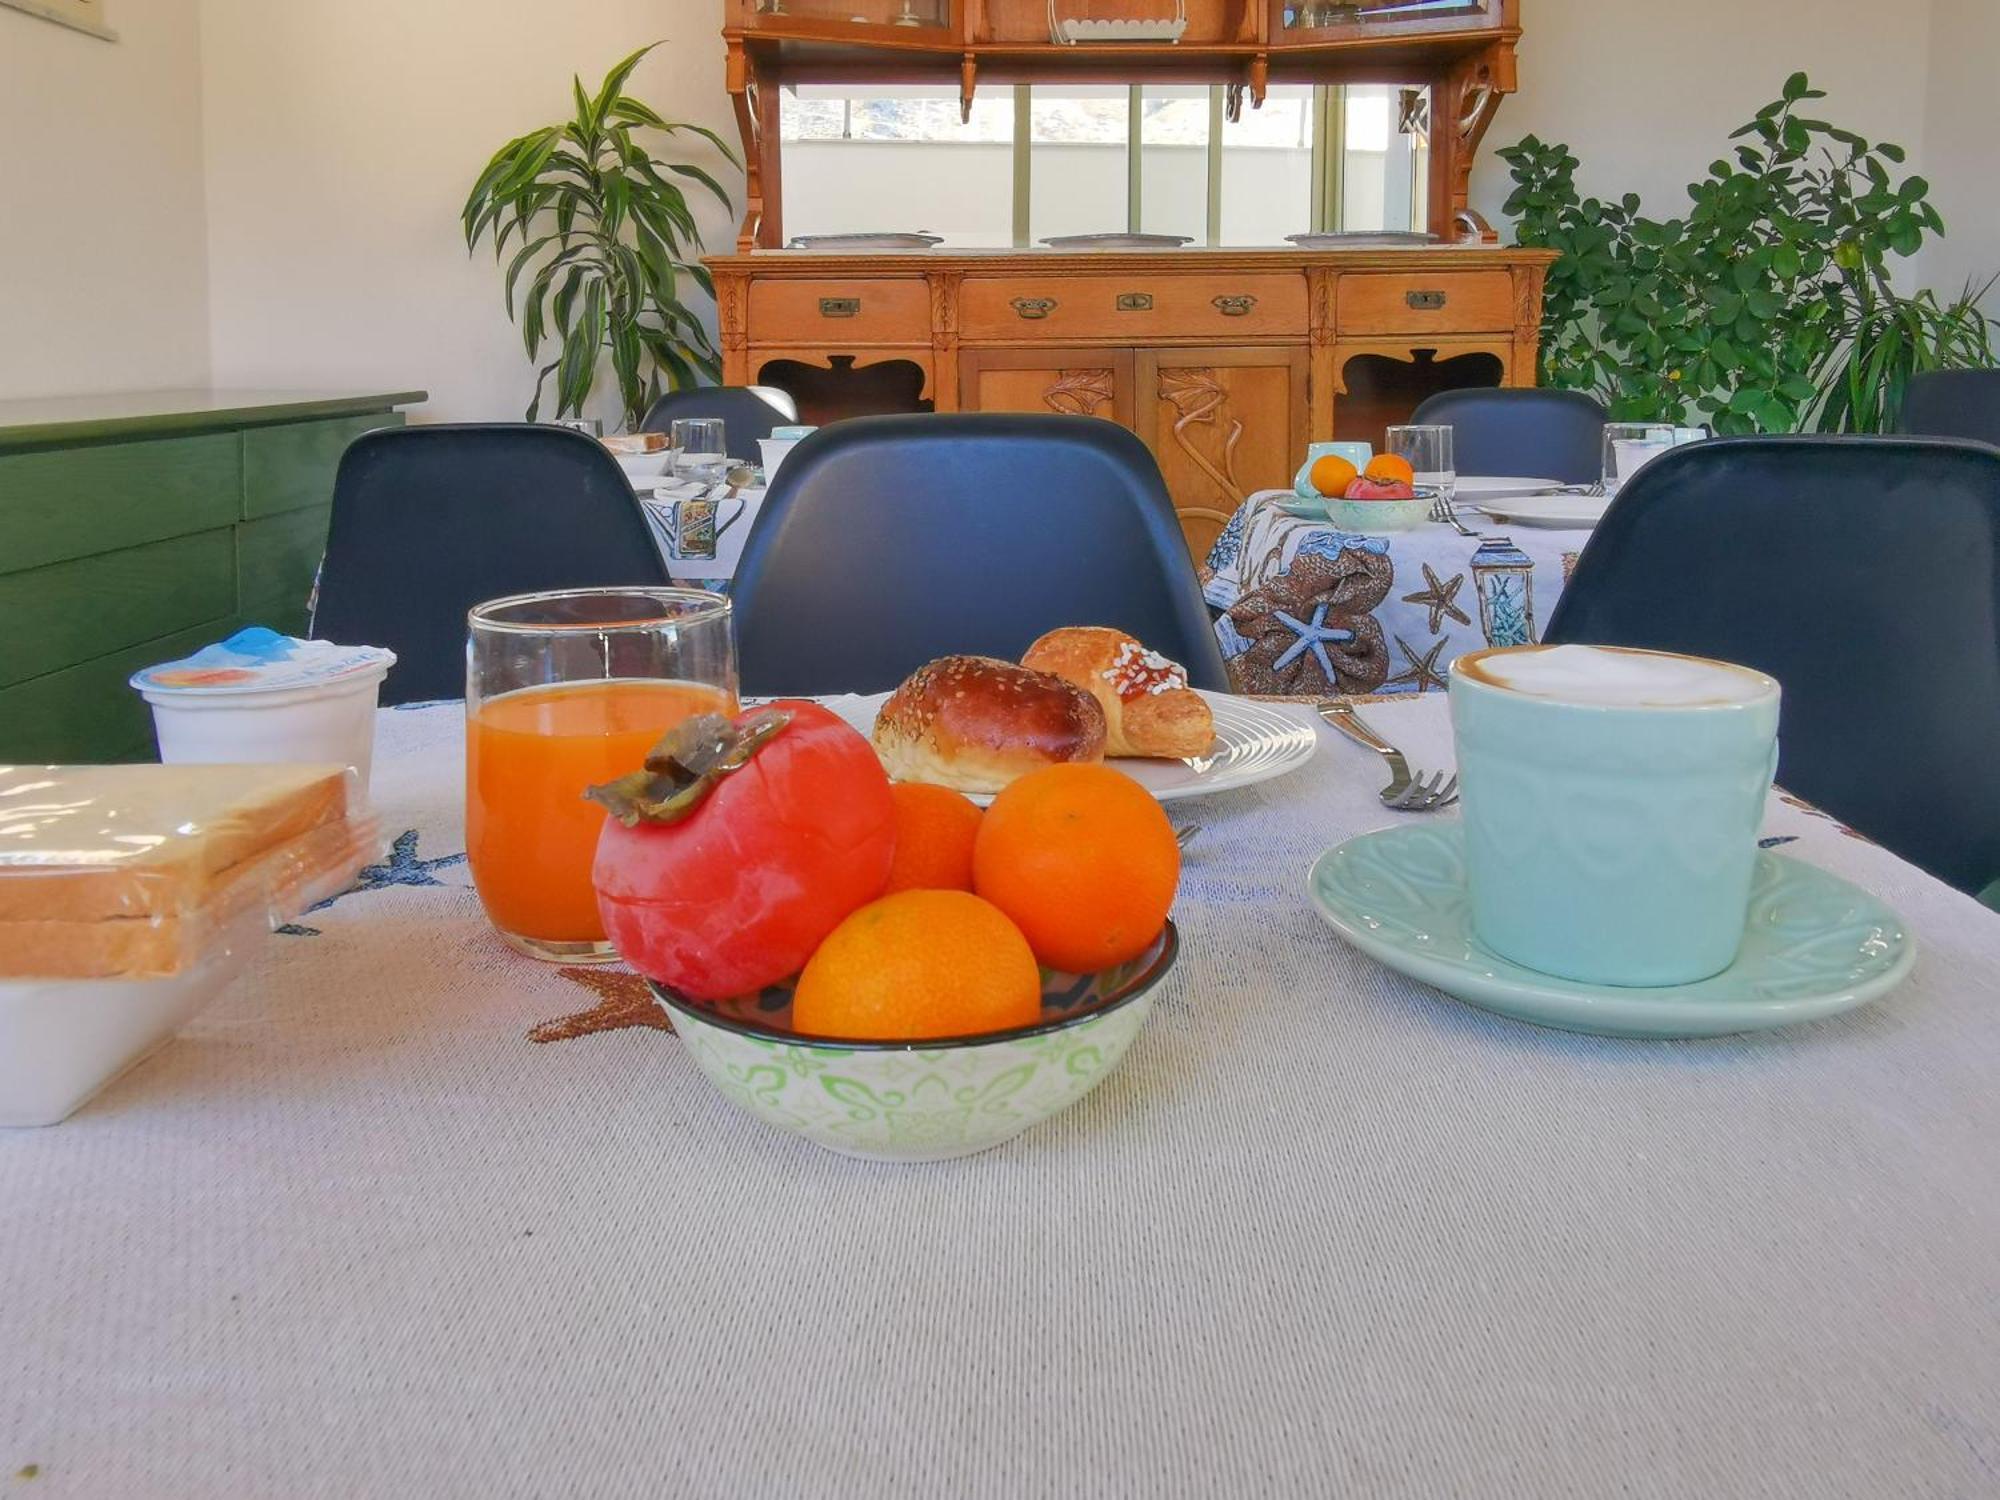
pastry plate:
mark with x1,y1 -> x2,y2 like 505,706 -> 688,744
1467,493 -> 1610,528
1453,476 -> 1568,503
821,689 -> 1317,806
1307,824 -> 1913,1039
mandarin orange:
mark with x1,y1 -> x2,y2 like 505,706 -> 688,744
1307,453 -> 1360,498
792,889 -> 1042,1041
882,782 -> 984,894
1363,453 -> 1416,486
972,763 -> 1179,973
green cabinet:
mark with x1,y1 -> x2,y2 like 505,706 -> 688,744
0,389 -> 425,762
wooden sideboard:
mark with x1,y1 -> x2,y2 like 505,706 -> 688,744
0,388 -> 424,762
709,245 -> 1556,554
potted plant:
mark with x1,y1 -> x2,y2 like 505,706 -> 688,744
1498,73 -> 1994,433
463,44 -> 739,429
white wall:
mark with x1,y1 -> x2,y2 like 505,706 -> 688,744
0,0 -> 210,400
1473,0 -> 1935,250
197,0 -> 742,427
1918,0 -> 2000,312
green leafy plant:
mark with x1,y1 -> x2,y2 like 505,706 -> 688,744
1499,73 -> 1994,433
463,44 -> 739,428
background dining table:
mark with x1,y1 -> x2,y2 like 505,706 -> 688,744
634,476 -> 768,592
3,696 -> 1996,1498
1204,489 -> 1591,699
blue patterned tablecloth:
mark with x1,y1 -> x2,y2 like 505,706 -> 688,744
1201,490 -> 1592,697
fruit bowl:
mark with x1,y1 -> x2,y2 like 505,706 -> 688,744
1321,489 -> 1434,534
651,921 -> 1178,1162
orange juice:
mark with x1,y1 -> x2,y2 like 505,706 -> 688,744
467,678 -> 735,946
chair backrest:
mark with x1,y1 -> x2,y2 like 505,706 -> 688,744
1411,387 -> 1607,485
1544,435 -> 2000,894
730,413 -> 1231,696
638,385 -> 799,460
1899,368 -> 2000,448
311,424 -> 670,705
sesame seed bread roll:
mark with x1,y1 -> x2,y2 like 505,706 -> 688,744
871,655 -> 1107,795
1021,627 -> 1215,760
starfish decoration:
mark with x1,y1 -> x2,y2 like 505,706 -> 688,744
1401,564 -> 1471,634
1270,602 -> 1356,683
278,829 -> 469,935
530,966 -> 674,1044
1386,634 -> 1451,693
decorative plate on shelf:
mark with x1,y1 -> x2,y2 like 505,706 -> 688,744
1285,232 -> 1438,249
786,232 -> 944,251
1038,233 -> 1195,250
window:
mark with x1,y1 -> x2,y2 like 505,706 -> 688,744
780,82 -> 1426,247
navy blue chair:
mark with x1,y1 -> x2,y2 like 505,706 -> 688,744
312,425 -> 669,705
1411,387 -> 1607,485
730,413 -> 1231,697
1545,436 -> 2000,896
1899,369 -> 2000,449
639,385 -> 798,461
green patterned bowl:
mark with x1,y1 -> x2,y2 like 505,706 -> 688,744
651,922 -> 1178,1162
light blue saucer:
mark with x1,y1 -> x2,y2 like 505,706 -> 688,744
1307,825 -> 1914,1038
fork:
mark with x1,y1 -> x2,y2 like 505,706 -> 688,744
1315,699 -> 1460,812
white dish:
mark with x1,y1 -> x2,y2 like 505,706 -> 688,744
787,232 -> 942,251
1468,494 -> 1610,529
1285,232 -> 1438,249
613,451 -> 673,479
1453,476 -> 1567,502
822,689 -> 1316,805
1038,233 -> 1193,250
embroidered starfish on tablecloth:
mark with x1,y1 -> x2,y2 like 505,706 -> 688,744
529,966 -> 674,1043
1271,602 -> 1356,681
277,829 -> 469,936
1386,634 -> 1451,693
1401,563 -> 1472,633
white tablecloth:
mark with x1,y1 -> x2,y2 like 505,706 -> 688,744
4,697 -> 1997,1498
636,480 -> 765,587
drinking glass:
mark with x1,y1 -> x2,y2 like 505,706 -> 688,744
1385,424 -> 1455,520
466,587 -> 737,963
1602,423 -> 1678,494
671,418 -> 729,489
553,417 -> 603,438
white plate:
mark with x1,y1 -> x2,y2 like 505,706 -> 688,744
1453,476 -> 1567,502
820,689 -> 1317,805
1468,493 -> 1610,529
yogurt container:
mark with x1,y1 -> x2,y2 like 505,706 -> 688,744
131,628 -> 396,790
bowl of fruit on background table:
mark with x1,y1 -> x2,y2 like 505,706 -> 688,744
1281,452 -> 1431,533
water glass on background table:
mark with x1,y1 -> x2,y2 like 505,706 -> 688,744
671,417 -> 729,490
466,587 -> 737,963
1602,422 -> 1678,494
1385,424 -> 1455,521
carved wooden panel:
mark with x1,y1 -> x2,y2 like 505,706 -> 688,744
1138,346 -> 1309,560
959,348 -> 1135,424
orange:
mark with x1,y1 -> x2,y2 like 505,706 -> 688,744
792,890 -> 1042,1041
1307,453 -> 1360,498
972,763 -> 1179,973
1364,453 -> 1416,486
883,782 -> 983,893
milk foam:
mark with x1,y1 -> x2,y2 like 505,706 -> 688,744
1460,645 -> 1773,708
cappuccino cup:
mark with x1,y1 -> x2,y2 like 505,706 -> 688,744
1449,644 -> 1780,987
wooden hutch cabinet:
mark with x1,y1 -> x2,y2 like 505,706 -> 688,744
706,0 -> 1556,555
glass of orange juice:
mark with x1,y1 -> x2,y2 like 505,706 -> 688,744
466,587 -> 736,962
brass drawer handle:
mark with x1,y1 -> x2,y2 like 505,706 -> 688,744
1213,294 -> 1257,317
1012,296 -> 1057,320
1406,290 -> 1448,311
819,297 -> 860,317
1116,292 -> 1154,312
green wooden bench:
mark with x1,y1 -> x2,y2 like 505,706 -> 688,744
0,389 -> 425,762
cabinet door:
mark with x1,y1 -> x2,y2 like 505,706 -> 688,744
959,347 -> 1134,425
1137,346 -> 1309,560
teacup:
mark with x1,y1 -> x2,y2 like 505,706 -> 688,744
1449,644 -> 1781,987
1294,441 -> 1374,497
653,495 -> 747,561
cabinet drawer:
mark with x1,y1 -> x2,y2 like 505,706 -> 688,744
747,279 -> 930,344
1336,271 -> 1516,335
960,274 -> 1306,341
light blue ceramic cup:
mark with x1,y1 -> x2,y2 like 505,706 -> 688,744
1448,645 -> 1781,987
1294,440 -> 1374,496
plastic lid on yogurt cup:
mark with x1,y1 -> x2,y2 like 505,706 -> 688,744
130,628 -> 397,699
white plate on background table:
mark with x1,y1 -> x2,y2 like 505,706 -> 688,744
1453,475 -> 1567,502
1468,493 -> 1611,529
818,690 -> 1317,806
